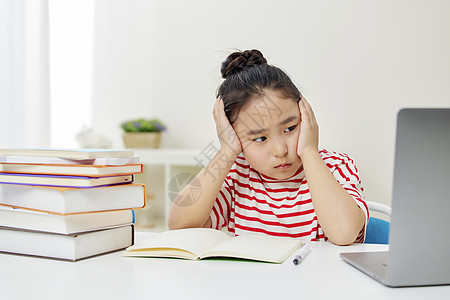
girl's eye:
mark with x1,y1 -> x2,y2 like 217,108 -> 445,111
253,136 -> 267,143
284,125 -> 297,133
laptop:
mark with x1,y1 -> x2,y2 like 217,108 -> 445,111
340,108 -> 450,287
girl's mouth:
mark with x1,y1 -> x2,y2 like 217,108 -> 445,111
275,163 -> 292,169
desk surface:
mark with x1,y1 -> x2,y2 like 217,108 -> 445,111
1,232 -> 449,300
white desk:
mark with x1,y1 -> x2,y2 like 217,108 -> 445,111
1,232 -> 449,300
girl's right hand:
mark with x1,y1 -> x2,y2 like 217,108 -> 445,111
213,97 -> 242,157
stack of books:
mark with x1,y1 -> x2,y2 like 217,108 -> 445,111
0,148 -> 146,261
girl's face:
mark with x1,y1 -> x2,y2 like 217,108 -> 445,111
233,90 -> 302,180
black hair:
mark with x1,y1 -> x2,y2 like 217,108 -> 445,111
217,49 -> 302,124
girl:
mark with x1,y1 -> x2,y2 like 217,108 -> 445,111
168,49 -> 368,245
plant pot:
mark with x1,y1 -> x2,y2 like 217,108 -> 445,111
122,132 -> 162,149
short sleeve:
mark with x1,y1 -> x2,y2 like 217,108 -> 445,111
209,174 -> 233,230
323,151 -> 369,243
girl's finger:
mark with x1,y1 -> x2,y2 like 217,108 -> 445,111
218,98 -> 226,120
301,97 -> 317,126
213,97 -> 222,121
298,98 -> 311,126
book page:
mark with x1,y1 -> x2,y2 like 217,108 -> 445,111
201,234 -> 303,263
124,228 -> 231,259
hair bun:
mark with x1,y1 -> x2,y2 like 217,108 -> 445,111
221,49 -> 267,78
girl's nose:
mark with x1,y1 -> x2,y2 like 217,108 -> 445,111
272,137 -> 288,158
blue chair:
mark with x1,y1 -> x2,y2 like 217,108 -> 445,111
364,201 -> 391,244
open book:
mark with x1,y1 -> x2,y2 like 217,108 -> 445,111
123,228 -> 303,263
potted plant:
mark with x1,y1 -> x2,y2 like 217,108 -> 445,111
121,118 -> 167,148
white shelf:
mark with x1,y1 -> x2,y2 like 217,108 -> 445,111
132,148 -> 207,230
134,149 -> 203,166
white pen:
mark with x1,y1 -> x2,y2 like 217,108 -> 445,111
292,243 -> 311,265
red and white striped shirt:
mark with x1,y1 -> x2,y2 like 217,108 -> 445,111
210,149 -> 369,243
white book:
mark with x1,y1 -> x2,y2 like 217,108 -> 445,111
0,148 -> 134,160
0,225 -> 134,261
0,155 -> 140,166
0,183 -> 146,215
0,206 -> 134,234
0,173 -> 133,188
0,163 -> 143,177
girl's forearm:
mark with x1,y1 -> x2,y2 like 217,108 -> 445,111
168,148 -> 237,230
301,150 -> 365,245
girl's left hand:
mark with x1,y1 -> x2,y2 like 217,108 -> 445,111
297,97 -> 319,158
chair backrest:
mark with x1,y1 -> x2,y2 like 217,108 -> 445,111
364,201 -> 391,244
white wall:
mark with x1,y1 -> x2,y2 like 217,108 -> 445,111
91,0 -> 450,206
0,0 -> 50,148
49,0 -> 94,148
